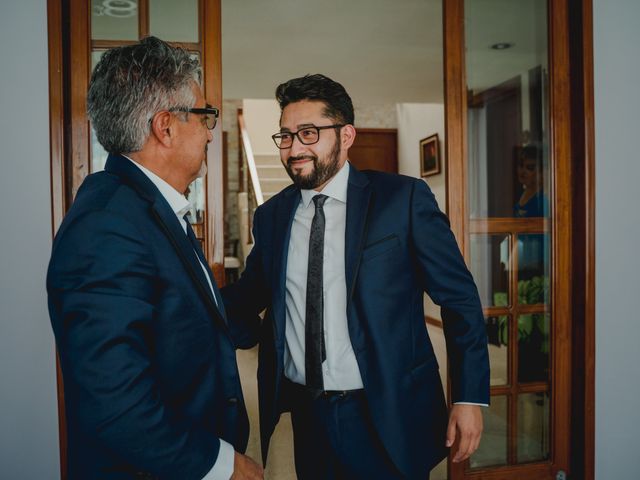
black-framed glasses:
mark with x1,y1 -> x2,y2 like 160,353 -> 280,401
170,105 -> 219,130
271,124 -> 345,149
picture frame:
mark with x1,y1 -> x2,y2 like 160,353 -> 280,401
419,133 -> 441,177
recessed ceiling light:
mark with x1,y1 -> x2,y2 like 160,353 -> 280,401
491,42 -> 514,50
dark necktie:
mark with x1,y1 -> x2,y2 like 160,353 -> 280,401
305,194 -> 328,392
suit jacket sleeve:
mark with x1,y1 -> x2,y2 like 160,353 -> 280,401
409,179 -> 490,405
47,210 -> 221,479
221,206 -> 271,324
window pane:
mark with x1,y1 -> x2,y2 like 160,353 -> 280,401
91,51 -> 109,173
486,316 -> 509,386
518,313 -> 550,383
517,233 -> 550,289
517,392 -> 550,463
150,0 -> 198,43
470,234 -> 510,307
92,0 -> 139,41
466,0 -> 550,219
470,395 -> 508,468
186,177 -> 205,224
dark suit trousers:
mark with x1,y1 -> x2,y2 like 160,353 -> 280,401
284,380 -> 420,480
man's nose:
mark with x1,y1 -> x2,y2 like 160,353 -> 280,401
289,134 -> 307,155
207,128 -> 213,143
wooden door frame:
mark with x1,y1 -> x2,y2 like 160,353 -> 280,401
444,0 -> 595,479
47,1 -> 224,477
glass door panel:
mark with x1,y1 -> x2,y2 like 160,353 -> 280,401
517,392 -> 550,463
150,0 -> 199,42
90,50 -> 109,173
92,0 -> 139,40
485,316 -> 509,387
465,0 -> 552,473
470,234 -> 511,308
471,395 -> 508,469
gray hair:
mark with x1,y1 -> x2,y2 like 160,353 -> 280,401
87,36 -> 202,154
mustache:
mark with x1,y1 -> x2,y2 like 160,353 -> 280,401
287,155 -> 317,166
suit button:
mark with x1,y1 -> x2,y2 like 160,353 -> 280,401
228,397 -> 238,404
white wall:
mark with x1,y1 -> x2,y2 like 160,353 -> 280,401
594,1 -> 640,478
242,99 -> 280,156
0,1 -> 60,478
396,103 -> 446,211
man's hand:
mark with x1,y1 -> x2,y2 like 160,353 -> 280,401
446,404 -> 483,463
230,452 -> 264,479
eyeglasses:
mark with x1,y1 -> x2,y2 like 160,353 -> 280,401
271,124 -> 345,149
170,105 -> 219,130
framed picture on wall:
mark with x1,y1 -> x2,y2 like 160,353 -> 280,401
419,133 -> 441,177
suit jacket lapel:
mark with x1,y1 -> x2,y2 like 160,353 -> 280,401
345,165 -> 372,300
272,187 -> 300,348
104,154 -> 230,337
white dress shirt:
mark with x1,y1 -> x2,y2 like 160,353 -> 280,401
284,161 -> 364,390
126,157 -> 234,480
282,160 -> 486,407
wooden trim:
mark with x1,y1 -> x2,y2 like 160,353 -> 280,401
548,0 -> 573,474
237,108 -> 245,193
569,1 -> 596,478
443,1 -> 467,477
484,304 -> 546,318
69,0 -> 90,197
91,40 -> 201,51
138,0 -> 149,38
465,463 -> 554,480
582,0 -> 596,476
48,4 -> 67,478
470,218 -> 549,234
443,0 -> 468,258
202,0 -> 225,284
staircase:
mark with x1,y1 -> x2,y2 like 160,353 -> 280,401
235,102 -> 292,263
254,154 -> 291,201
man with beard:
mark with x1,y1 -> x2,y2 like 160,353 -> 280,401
47,37 -> 263,479
222,74 -> 489,479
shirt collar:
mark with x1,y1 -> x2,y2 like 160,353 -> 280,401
300,161 -> 350,208
124,155 -> 191,218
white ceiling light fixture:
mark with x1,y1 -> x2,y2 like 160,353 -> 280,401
93,0 -> 138,18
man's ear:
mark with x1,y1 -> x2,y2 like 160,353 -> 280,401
341,124 -> 356,150
150,111 -> 174,148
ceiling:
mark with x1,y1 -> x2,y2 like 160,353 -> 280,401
221,0 -> 548,105
221,0 -> 444,105
91,0 -> 548,106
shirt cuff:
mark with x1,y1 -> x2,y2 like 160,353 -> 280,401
202,440 -> 234,480
453,402 -> 489,407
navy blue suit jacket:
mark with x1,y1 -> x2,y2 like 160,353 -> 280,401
222,165 -> 490,478
47,154 -> 255,479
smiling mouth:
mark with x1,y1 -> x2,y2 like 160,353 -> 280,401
288,156 -> 315,167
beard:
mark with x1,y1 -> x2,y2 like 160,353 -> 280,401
284,136 -> 341,190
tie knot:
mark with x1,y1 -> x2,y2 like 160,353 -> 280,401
312,194 -> 328,209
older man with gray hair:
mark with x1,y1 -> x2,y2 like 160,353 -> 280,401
47,36 -> 263,479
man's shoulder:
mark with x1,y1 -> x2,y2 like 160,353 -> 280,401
57,170 -> 149,240
256,183 -> 298,214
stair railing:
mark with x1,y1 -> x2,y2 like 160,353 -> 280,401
237,108 -> 264,260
